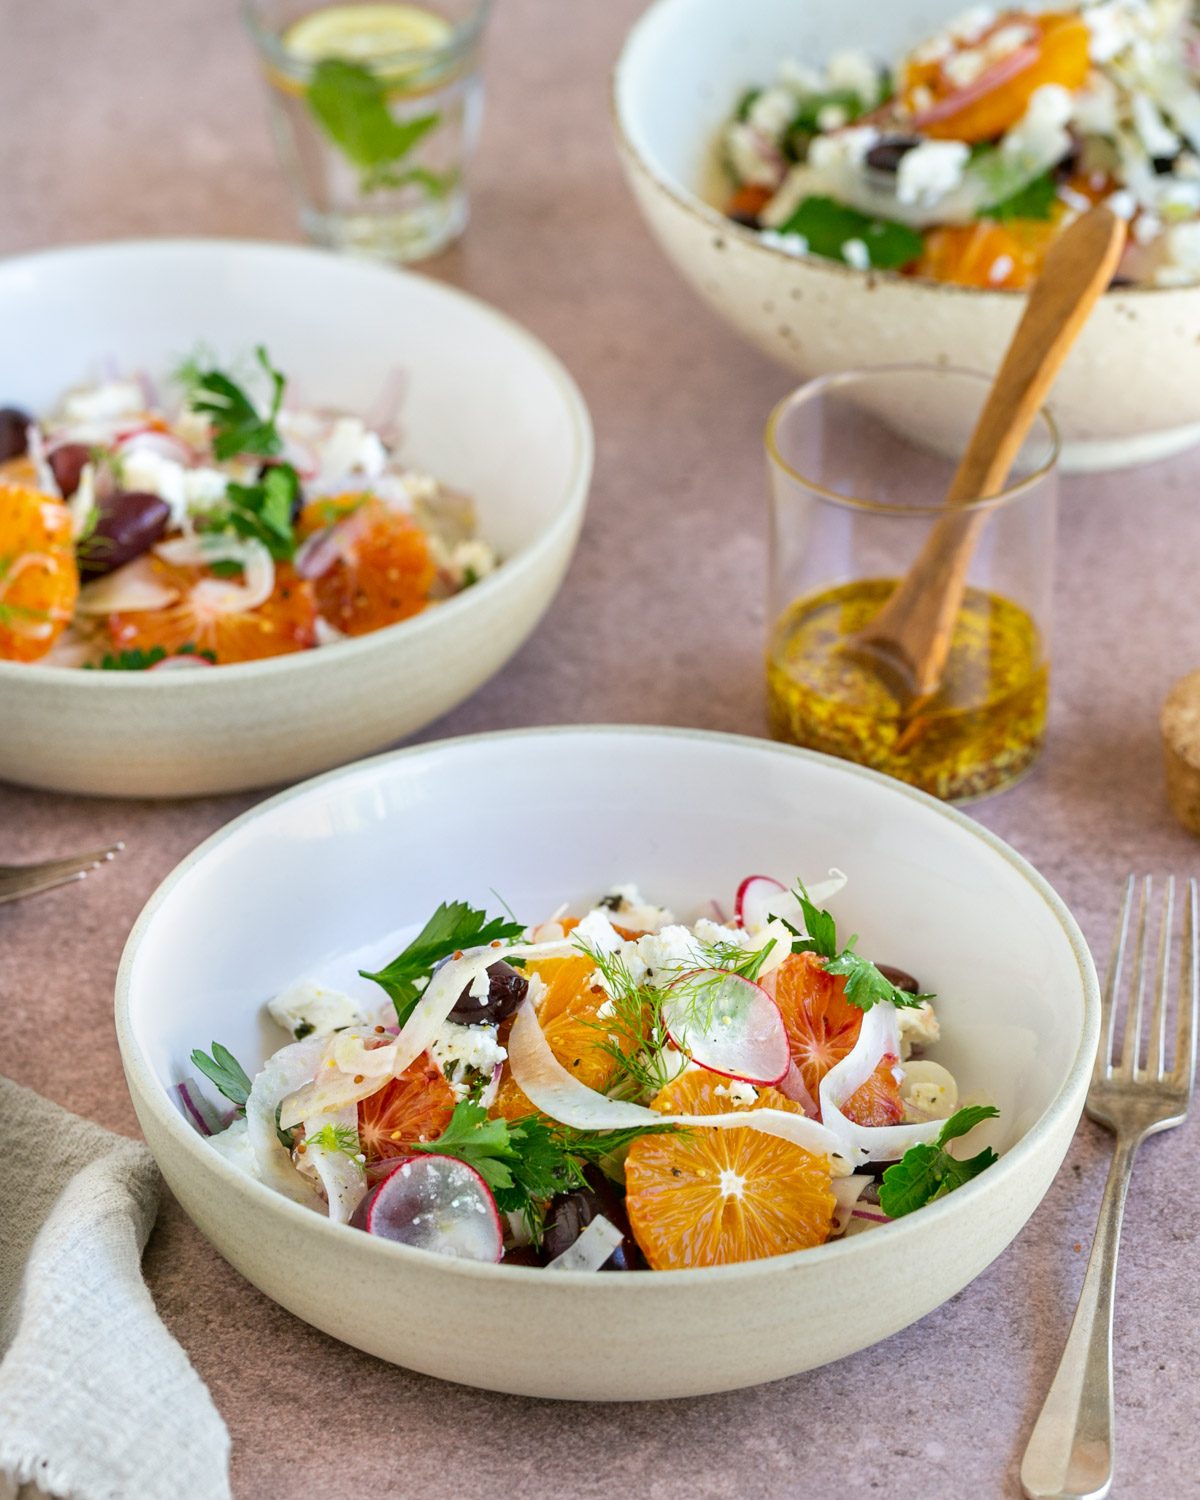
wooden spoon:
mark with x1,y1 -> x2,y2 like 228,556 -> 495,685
844,204 -> 1126,706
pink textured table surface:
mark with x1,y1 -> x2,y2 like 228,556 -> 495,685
2,1 -> 1198,1496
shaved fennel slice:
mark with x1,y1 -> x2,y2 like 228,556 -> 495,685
830,1173 -> 872,1236
278,938 -> 578,1130
508,995 -> 856,1167
157,534 -> 274,613
246,1037 -> 327,1210
301,1105 -> 366,1224
75,556 -> 181,614
543,1215 -> 624,1272
751,868 -> 848,938
209,1117 -> 259,1181
819,1003 -> 943,1161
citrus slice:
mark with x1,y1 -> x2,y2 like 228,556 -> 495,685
357,1055 -> 456,1162
108,558 -> 318,664
490,955 -> 621,1121
771,952 -> 904,1128
623,1068 -> 836,1269
299,495 -> 435,637
0,480 -> 79,662
283,4 -> 451,64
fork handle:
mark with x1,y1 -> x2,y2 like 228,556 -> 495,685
1020,1133 -> 1140,1500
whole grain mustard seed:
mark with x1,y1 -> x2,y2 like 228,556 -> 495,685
354,1073 -> 365,1084
767,578 -> 1047,801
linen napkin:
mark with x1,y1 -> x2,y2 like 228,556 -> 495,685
0,1076 -> 231,1500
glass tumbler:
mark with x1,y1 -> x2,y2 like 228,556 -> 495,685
244,0 -> 491,262
765,366 -> 1059,803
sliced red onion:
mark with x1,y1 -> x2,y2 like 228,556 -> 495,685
293,526 -> 344,580
543,1214 -> 624,1271
175,1077 -> 220,1136
662,968 -> 790,1086
911,43 -> 1039,131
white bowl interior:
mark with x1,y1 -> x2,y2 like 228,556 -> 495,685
126,729 -> 1090,1163
0,240 -> 580,560
617,0 -> 995,210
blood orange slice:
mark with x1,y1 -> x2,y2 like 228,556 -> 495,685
0,480 -> 79,662
624,1068 -> 835,1269
357,1055 -> 456,1162
108,558 -> 318,663
299,494 -> 435,637
772,952 -> 905,1128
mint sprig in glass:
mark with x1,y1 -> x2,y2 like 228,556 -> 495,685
243,0 -> 491,262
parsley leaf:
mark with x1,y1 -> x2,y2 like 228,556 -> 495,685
191,1042 -> 253,1111
878,1105 -> 1000,1218
981,170 -> 1058,222
776,196 -> 924,270
788,88 -> 867,137
360,900 -> 526,1023
206,463 -> 300,561
187,346 -> 285,461
785,884 -> 930,1012
85,644 -> 217,671
308,60 -> 441,195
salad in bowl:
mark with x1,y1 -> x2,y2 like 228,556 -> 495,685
720,0 -> 1200,287
186,873 -> 998,1272
0,348 -> 494,668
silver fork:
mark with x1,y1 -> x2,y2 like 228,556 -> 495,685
0,843 -> 123,906
1021,876 -> 1198,1500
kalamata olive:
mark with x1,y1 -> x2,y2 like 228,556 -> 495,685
0,406 -> 32,463
77,490 -> 171,578
864,136 -> 921,175
1152,153 -> 1180,175
48,442 -> 93,498
878,963 -> 920,994
540,1166 -> 642,1270
447,961 -> 528,1026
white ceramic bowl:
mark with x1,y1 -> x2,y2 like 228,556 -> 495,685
614,0 -> 1200,472
0,240 -> 591,797
116,727 -> 1099,1401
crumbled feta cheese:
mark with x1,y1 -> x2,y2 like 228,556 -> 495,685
1133,210 -> 1163,245
842,237 -> 871,270
60,379 -> 145,426
572,908 -> 626,955
758,229 -> 809,256
896,139 -> 970,206
1106,187 -> 1137,219
635,924 -> 704,978
911,33 -> 953,66
1070,74 -> 1120,136
1132,93 -> 1182,160
900,1060 -> 959,1121
816,103 -> 849,132
1156,219 -> 1200,283
268,980 -> 366,1040
942,48 -> 988,90
450,538 -> 497,584
597,883 -> 675,933
809,124 -> 879,173
947,5 -> 995,44
117,447 -> 189,525
1083,1 -> 1131,64
430,1021 -> 507,1101
1002,84 -> 1073,170
825,48 -> 882,104
715,1080 -> 759,1108
747,85 -> 797,140
985,21 -> 1035,59
896,1000 -> 941,1059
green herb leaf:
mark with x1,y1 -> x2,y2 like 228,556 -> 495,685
304,1122 -> 362,1158
784,883 -> 929,1011
878,1105 -> 1000,1218
191,1042 -> 253,1111
211,463 -> 300,561
776,195 -> 924,270
787,882 -> 839,960
360,901 -> 526,1023
187,345 -> 285,461
981,169 -> 1058,222
788,88 -> 866,137
308,59 -> 440,194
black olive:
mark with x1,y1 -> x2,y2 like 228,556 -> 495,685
0,406 -> 32,463
447,961 -> 528,1026
864,136 -> 921,175
729,210 -> 763,229
539,1166 -> 642,1270
1152,153 -> 1180,175
77,490 -> 171,578
48,442 -> 93,499
878,963 -> 920,994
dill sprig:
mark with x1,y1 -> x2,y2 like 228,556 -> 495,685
304,1122 -> 362,1159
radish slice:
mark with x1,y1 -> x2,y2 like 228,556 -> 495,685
75,556 -> 181,614
508,993 -> 856,1166
351,1154 -> 503,1262
735,876 -> 786,931
661,968 -> 790,1086
245,1037 -> 326,1211
148,653 -> 215,671
543,1214 -> 624,1272
819,1003 -> 943,1161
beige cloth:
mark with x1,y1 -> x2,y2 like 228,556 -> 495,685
0,1077 -> 230,1500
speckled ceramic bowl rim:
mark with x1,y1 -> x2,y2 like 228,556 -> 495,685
610,0 -> 1186,300
115,724 -> 1100,1288
0,237 -> 592,692
766,365 -> 1061,516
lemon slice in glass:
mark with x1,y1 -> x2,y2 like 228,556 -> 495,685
283,4 -> 453,65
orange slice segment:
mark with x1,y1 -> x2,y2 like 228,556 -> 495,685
624,1068 -> 835,1269
357,1055 -> 456,1162
299,494 -> 435,637
0,480 -> 79,663
108,558 -> 318,664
